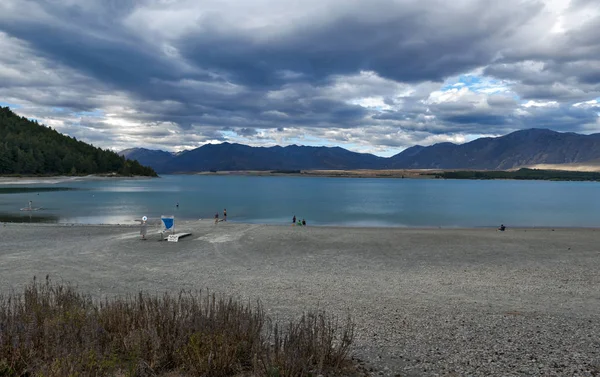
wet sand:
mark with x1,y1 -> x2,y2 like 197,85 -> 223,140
0,222 -> 599,376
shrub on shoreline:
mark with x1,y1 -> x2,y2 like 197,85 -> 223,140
0,277 -> 355,376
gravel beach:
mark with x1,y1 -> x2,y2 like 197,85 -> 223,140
1,221 -> 599,376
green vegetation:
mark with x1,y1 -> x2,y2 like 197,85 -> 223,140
0,277 -> 355,376
271,170 -> 302,174
0,107 -> 157,176
428,168 -> 600,181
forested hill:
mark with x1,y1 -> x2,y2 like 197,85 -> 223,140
0,107 -> 157,176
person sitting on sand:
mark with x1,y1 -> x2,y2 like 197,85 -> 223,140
498,224 -> 506,231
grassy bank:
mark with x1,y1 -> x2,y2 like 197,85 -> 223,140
0,277 -> 355,376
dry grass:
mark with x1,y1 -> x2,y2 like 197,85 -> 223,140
0,276 -> 355,377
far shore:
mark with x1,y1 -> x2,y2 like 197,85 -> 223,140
4,166 -> 598,183
0,174 -> 156,185
190,169 -> 441,178
186,165 -> 600,179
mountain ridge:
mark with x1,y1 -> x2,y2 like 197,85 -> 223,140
120,128 -> 600,173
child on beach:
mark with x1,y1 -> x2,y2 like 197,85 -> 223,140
215,212 -> 219,224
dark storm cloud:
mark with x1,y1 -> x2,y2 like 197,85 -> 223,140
520,106 -> 600,132
0,23 -> 207,103
1,0 -> 541,93
514,83 -> 600,101
442,114 -> 511,126
236,128 -> 258,137
176,1 -> 542,87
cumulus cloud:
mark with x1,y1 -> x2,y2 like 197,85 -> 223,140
0,0 -> 599,155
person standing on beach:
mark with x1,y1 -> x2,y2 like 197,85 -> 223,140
140,220 -> 147,240
215,212 -> 219,224
223,208 -> 227,221
292,215 -> 296,225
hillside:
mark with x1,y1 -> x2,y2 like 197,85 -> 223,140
388,129 -> 600,169
0,107 -> 157,176
120,128 -> 600,173
118,148 -> 174,172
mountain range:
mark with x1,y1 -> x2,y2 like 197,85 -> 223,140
119,128 -> 600,173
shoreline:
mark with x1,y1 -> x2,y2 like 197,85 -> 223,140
0,174 -> 156,185
2,217 -> 599,230
3,170 -> 600,183
189,169 -> 438,179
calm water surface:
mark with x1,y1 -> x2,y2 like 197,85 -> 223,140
0,175 -> 598,227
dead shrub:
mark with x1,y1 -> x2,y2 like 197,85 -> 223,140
0,277 -> 355,376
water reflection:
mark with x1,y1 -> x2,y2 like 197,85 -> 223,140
59,215 -> 143,225
0,212 -> 59,223
0,187 -> 82,194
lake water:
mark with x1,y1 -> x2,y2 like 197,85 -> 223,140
0,175 -> 599,227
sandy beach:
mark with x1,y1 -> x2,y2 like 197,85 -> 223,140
0,222 -> 598,376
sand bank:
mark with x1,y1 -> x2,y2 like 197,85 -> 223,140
0,222 -> 598,376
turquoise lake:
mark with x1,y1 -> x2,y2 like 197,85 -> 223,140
0,175 -> 599,227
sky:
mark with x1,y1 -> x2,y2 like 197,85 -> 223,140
1,0 -> 599,156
